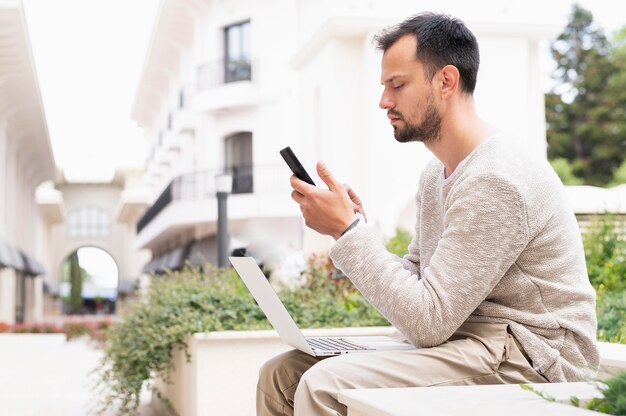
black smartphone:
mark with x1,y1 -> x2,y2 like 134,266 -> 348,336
279,146 -> 316,186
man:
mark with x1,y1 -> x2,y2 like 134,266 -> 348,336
257,12 -> 599,416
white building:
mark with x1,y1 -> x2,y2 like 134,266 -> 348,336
1,2 -> 151,322
129,0 -> 575,273
0,0 -> 62,323
41,171 -> 151,316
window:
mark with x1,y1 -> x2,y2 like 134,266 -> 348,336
225,132 -> 253,193
224,21 -> 251,83
67,206 -> 111,238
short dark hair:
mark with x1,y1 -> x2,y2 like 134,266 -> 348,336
373,12 -> 480,94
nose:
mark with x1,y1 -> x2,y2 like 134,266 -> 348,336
379,90 -> 394,110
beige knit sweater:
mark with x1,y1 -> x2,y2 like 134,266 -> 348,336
329,135 -> 599,382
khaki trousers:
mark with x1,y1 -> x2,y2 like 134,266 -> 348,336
256,322 -> 548,416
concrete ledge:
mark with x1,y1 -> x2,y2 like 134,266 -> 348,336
339,382 -> 604,416
192,326 -> 395,341
598,341 -> 626,370
339,342 -> 626,416
152,327 -> 394,416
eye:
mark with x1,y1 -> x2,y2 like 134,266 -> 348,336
393,84 -> 404,90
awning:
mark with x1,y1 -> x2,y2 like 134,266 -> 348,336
142,244 -> 192,275
187,238 -> 216,268
118,279 -> 138,295
141,252 -> 169,274
0,239 -> 12,268
164,245 -> 190,270
142,256 -> 160,274
20,251 -> 46,276
0,239 -> 25,272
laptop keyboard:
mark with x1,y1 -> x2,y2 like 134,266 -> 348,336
307,337 -> 373,351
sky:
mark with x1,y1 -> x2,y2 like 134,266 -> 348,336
21,0 -> 625,183
23,0 -> 160,182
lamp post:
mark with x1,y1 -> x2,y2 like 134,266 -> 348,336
215,172 -> 233,268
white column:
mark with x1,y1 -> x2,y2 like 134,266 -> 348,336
24,276 -> 43,323
0,268 -> 17,324
528,39 -> 549,160
5,139 -> 17,245
0,120 -> 7,237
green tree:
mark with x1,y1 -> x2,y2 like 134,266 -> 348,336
69,251 -> 83,314
607,27 -> 626,185
609,158 -> 626,187
546,4 -> 625,186
549,158 -> 584,185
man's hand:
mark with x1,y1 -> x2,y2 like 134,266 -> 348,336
290,161 -> 364,240
343,183 -> 367,222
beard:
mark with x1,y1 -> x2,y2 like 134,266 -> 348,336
390,97 -> 442,144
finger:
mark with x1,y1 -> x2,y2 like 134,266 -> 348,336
316,161 -> 342,192
346,187 -> 363,206
290,175 -> 315,195
291,189 -> 305,204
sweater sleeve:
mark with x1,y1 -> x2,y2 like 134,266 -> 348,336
329,174 -> 530,347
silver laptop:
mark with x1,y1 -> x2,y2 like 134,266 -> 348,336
230,256 -> 416,356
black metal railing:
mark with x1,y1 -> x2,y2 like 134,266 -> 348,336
225,59 -> 252,83
137,182 -> 173,233
197,58 -> 255,91
136,164 -> 288,234
230,166 -> 253,194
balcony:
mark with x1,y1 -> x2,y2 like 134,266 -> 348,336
194,59 -> 259,113
197,58 -> 254,89
134,164 -> 297,250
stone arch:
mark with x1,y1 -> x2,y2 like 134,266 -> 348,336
57,245 -> 120,314
57,244 -> 120,281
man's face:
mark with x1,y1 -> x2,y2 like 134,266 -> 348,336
379,35 -> 442,144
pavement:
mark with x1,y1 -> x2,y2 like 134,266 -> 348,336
0,334 -> 155,416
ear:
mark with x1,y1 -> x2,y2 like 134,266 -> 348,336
438,65 -> 460,98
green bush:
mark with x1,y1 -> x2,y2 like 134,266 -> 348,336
95,259 -> 388,415
385,227 -> 412,257
582,215 -> 626,345
524,370 -> 626,415
593,371 -> 626,415
281,254 -> 388,328
94,265 -> 267,414
584,216 -> 626,293
596,291 -> 626,344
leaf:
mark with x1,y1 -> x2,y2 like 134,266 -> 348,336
520,384 -> 556,402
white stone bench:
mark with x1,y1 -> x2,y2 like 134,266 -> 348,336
339,382 -> 603,416
151,326 -> 396,416
597,341 -> 626,372
338,341 -> 626,416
